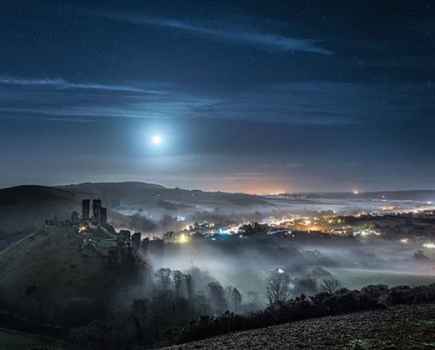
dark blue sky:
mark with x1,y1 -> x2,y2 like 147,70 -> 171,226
1,0 -> 434,193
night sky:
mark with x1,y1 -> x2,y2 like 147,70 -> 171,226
1,0 -> 434,193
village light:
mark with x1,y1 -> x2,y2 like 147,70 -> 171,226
177,233 -> 190,244
423,242 -> 435,249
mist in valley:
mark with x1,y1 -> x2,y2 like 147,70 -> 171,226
147,235 -> 435,309
1,185 -> 435,348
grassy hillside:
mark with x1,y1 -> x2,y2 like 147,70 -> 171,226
0,182 -> 270,234
61,182 -> 269,208
0,328 -> 64,350
0,225 -> 146,326
0,185 -> 82,232
162,303 -> 435,350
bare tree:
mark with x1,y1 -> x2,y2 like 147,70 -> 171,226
266,269 -> 292,305
232,287 -> 242,312
185,273 -> 194,300
321,278 -> 341,294
225,286 -> 243,312
154,268 -> 172,291
173,270 -> 185,298
208,281 -> 228,314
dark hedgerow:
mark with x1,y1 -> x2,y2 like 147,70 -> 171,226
176,283 -> 435,344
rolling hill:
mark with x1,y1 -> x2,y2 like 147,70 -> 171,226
0,186 -> 82,233
60,182 -> 269,209
0,224 -> 148,327
162,303 -> 435,350
0,182 -> 271,234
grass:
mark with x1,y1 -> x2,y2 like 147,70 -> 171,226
0,328 -> 64,350
347,339 -> 371,349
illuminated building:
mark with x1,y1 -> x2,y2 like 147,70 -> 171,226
177,233 -> 190,244
423,242 -> 435,249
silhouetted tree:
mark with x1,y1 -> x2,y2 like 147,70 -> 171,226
321,278 -> 341,294
208,281 -> 227,313
154,268 -> 172,291
131,299 -> 149,342
294,277 -> 318,296
225,286 -> 242,312
231,287 -> 242,312
266,269 -> 292,305
173,270 -> 185,299
185,273 -> 194,300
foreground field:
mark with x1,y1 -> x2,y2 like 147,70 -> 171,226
0,328 -> 64,350
163,304 -> 435,350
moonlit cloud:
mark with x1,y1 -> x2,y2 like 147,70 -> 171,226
1,79 -> 432,127
0,77 -> 157,94
0,82 -> 219,121
1,1 -> 434,192
102,14 -> 333,55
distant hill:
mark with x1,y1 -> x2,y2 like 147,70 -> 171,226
2,182 -> 434,236
0,186 -> 82,233
290,190 -> 435,201
0,185 -> 78,207
0,182 -> 270,234
60,182 -> 269,208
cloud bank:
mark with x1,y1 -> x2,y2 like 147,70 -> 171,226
103,14 -> 333,55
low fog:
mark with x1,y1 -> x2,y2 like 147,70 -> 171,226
107,195 -> 435,314
2,188 -> 435,348
142,231 -> 435,311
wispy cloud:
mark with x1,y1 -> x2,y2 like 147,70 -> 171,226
0,113 -> 98,124
102,14 -> 333,55
5,76 -> 427,127
0,79 -> 396,126
0,77 -> 159,94
0,83 -> 219,121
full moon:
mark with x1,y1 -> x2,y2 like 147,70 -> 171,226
151,134 -> 162,146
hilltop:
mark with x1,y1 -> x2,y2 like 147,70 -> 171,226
0,224 -> 148,326
2,182 -> 435,236
0,185 -> 82,232
0,182 -> 270,234
61,181 -> 269,210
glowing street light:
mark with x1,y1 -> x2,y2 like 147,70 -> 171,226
177,233 -> 190,244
